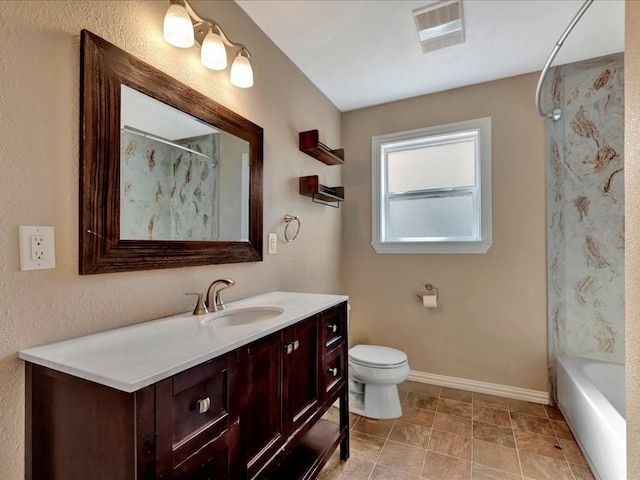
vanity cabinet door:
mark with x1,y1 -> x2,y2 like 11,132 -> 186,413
283,315 -> 319,435
239,331 -> 284,480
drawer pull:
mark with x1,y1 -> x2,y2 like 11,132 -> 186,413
285,343 -> 294,355
196,397 -> 211,414
328,324 -> 338,333
327,367 -> 339,377
293,340 -> 300,351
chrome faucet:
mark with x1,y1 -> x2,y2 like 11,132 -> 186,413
206,278 -> 236,312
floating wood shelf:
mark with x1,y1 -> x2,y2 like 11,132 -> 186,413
299,175 -> 344,208
299,130 -> 344,165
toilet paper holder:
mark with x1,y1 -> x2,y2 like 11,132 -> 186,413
416,283 -> 439,301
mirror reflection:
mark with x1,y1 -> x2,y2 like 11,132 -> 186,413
120,85 -> 250,242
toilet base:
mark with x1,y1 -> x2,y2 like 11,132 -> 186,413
349,382 -> 403,420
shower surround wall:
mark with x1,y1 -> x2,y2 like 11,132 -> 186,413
547,53 -> 624,400
120,132 -> 219,240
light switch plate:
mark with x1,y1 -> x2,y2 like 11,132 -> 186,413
268,233 -> 277,254
19,226 -> 56,271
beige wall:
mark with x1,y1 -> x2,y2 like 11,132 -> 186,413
2,0 -> 637,476
625,1 -> 640,476
342,73 -> 548,392
0,1 -> 342,477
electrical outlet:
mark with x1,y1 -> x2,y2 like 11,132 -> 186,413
19,226 -> 56,271
268,233 -> 277,254
31,236 -> 45,260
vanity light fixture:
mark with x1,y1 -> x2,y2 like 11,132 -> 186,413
162,0 -> 254,88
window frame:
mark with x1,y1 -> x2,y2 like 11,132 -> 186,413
371,117 -> 493,254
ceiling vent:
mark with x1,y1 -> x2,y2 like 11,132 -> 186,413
413,0 -> 465,53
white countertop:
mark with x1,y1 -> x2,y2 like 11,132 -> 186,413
19,291 -> 348,393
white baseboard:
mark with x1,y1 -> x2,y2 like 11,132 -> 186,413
407,370 -> 549,405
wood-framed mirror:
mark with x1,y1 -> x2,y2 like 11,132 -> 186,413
79,30 -> 263,274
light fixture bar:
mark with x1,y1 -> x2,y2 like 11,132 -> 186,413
180,0 -> 248,52
164,0 -> 254,88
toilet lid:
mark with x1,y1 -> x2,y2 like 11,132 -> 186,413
349,345 -> 408,367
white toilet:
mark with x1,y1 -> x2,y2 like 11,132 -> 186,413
348,344 -> 410,419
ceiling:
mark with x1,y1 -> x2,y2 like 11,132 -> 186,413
235,0 -> 625,112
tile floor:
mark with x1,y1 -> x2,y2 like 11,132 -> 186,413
318,381 -> 595,480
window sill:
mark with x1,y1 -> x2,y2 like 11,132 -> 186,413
371,240 -> 493,254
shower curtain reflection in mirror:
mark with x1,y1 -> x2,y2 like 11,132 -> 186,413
119,85 -> 249,242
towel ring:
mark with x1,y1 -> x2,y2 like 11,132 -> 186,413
284,215 -> 301,242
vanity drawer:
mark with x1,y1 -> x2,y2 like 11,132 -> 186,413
320,302 -> 347,351
172,358 -> 229,446
322,346 -> 346,400
156,354 -> 236,476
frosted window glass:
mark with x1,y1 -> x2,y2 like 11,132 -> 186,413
387,194 -> 474,239
371,117 -> 492,254
387,138 -> 476,193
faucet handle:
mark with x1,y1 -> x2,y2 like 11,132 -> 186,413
186,293 -> 209,315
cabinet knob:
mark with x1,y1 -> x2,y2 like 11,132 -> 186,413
285,343 -> 294,355
293,340 -> 300,351
328,324 -> 338,333
196,397 -> 211,414
327,367 -> 339,377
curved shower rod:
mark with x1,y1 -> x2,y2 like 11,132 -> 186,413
535,0 -> 594,121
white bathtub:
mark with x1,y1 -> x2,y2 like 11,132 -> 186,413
557,356 -> 626,480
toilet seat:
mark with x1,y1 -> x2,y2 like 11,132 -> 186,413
349,345 -> 408,369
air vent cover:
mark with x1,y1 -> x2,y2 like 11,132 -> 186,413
413,0 -> 465,53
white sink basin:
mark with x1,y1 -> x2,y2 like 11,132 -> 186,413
201,306 -> 285,327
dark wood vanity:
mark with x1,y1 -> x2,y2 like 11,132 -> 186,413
24,301 -> 349,480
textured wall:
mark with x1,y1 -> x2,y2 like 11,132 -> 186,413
0,1 -> 342,477
546,54 -> 625,401
342,73 -> 548,392
625,1 -> 640,477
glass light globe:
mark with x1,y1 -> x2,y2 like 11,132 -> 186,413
230,53 -> 253,88
163,3 -> 194,48
201,31 -> 227,70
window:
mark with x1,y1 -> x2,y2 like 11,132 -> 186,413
371,117 -> 492,254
